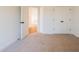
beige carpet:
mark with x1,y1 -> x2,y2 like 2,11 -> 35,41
3,33 -> 79,52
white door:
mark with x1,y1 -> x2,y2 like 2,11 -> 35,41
21,7 -> 29,39
39,7 -> 71,34
54,7 -> 72,34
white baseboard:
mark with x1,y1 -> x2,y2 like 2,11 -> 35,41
40,32 -> 71,34
72,33 -> 79,38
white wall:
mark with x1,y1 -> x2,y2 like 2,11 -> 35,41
72,7 -> 79,37
0,7 -> 21,51
39,7 -> 73,34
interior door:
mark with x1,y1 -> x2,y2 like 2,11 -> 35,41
21,7 -> 29,39
54,7 -> 73,34
39,7 -> 69,34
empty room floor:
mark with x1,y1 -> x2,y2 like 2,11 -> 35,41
3,33 -> 79,52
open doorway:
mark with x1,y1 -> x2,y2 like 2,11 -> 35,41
28,7 -> 39,34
